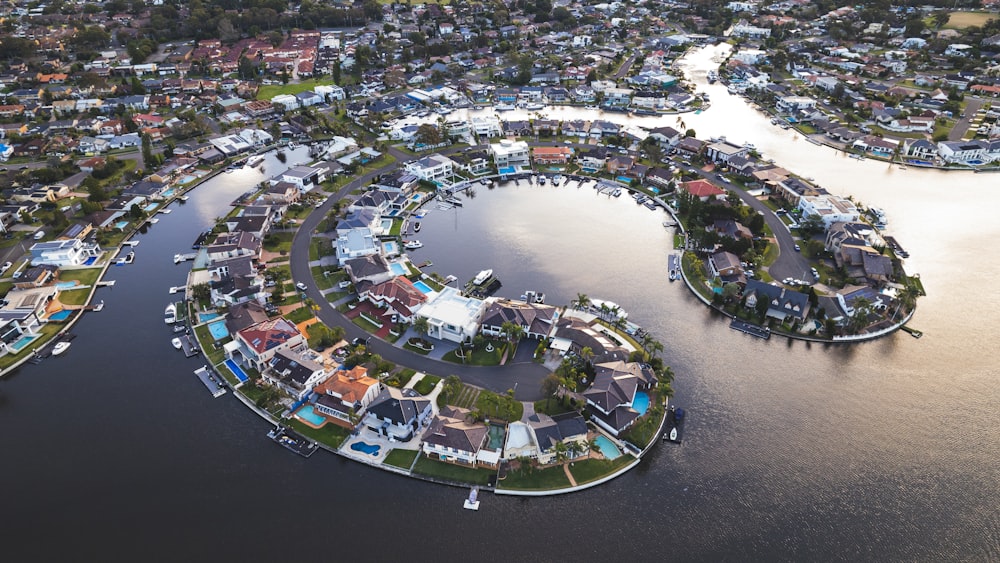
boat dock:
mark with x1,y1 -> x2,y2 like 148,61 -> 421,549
883,236 -> 909,258
168,286 -> 186,294
730,319 -> 771,339
267,426 -> 318,458
900,325 -> 923,339
29,333 -> 76,363
97,280 -> 116,288
179,333 -> 199,357
464,274 -> 502,299
174,253 -> 197,264
663,405 -> 685,444
194,365 -> 227,398
668,254 -> 681,281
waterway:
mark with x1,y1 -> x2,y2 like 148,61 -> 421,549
1,46 -> 998,560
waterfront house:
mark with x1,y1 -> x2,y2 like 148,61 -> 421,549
584,361 -> 654,437
357,276 -> 428,324
576,147 -> 608,171
279,165 -> 324,194
679,179 -> 725,201
0,286 -> 57,357
936,140 -> 990,164
902,139 -> 937,160
490,139 -> 530,169
798,194 -> 860,230
479,298 -> 557,341
208,256 -> 266,308
29,239 -> 101,267
344,254 -> 394,286
262,349 -> 332,401
551,316 -> 629,363
336,227 -> 379,266
561,120 -> 591,138
526,412 -> 588,465
532,146 -> 573,165
404,155 -> 456,184
709,250 -> 746,285
363,386 -> 432,442
415,286 -> 486,344
421,406 -> 498,468
14,265 -> 57,289
742,280 -> 809,323
204,231 -> 262,263
706,140 -> 750,165
226,316 -> 306,373
224,301 -> 269,336
313,365 -> 381,427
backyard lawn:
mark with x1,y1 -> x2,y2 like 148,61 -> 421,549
498,465 -> 571,490
382,448 -> 419,470
569,455 -> 635,484
412,456 -> 496,486
287,418 -> 350,450
256,78 -> 328,100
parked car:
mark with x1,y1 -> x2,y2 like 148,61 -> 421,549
794,244 -> 801,251
1,261 -> 11,272
296,282 -> 307,291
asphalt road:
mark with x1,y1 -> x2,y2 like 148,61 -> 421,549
948,96 -> 986,142
288,144 -> 552,401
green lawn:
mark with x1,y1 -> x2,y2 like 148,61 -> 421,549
498,465 -> 571,490
263,231 -> 295,253
411,456 -> 496,485
57,288 -> 90,306
285,305 -> 314,324
621,403 -> 666,449
403,340 -> 432,355
382,448 -> 419,470
441,339 -> 506,365
57,268 -> 102,286
474,393 -> 523,422
257,78 -> 330,100
194,324 -> 227,366
569,455 -> 635,485
0,322 -> 62,369
533,398 -> 578,416
286,418 -> 350,450
412,374 -> 441,395
384,368 -> 416,388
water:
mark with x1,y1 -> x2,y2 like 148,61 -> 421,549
0,61 -> 998,560
208,320 -> 229,340
198,312 -> 221,323
295,404 -> 326,426
632,391 -> 649,416
412,280 -> 434,294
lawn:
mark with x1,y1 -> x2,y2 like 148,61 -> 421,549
474,392 -> 523,422
384,368 -> 416,388
193,324 -> 227,366
382,448 -> 419,470
498,464 -> 572,490
263,231 -> 295,253
533,398 -> 578,416
411,456 -> 496,486
441,339 -> 506,365
569,455 -> 635,485
0,322 -> 63,369
942,11 -> 997,29
621,403 -> 666,449
57,289 -> 91,306
412,374 -> 441,395
285,304 -> 315,324
57,268 -> 102,286
256,78 -> 328,101
287,418 -> 350,450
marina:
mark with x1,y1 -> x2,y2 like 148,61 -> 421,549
193,365 -> 227,398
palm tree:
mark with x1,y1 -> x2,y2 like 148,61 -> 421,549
588,437 -> 601,459
580,346 -> 594,367
646,339 -> 664,360
574,293 -> 590,310
412,316 -> 430,342
553,441 -> 569,466
500,321 -> 525,352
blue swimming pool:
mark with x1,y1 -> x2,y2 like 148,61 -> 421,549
632,391 -> 650,416
55,281 -> 78,289
8,333 -> 39,352
224,359 -> 249,383
48,310 -> 73,321
384,241 -> 398,254
179,175 -> 196,184
143,203 -> 158,212
296,405 -> 326,426
83,257 -> 97,265
114,221 -> 129,230
162,188 -> 175,198
413,280 -> 433,294
594,435 -> 622,461
198,312 -> 221,323
617,176 -> 632,183
208,320 -> 229,340
390,263 -> 406,276
581,167 -> 598,174
350,441 -> 380,455
498,166 -> 516,175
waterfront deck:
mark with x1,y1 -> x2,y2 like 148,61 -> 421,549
179,334 -> 200,357
730,319 -> 771,340
194,365 -> 227,398
664,405 -> 686,444
267,426 -> 318,458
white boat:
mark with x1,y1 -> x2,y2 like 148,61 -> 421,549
494,103 -> 515,112
463,487 -> 480,510
171,338 -> 183,350
524,102 -> 544,110
669,427 -> 678,441
52,342 -> 70,356
552,175 -> 562,186
165,303 -> 177,324
404,240 -> 423,250
538,175 -> 547,185
473,269 -> 493,285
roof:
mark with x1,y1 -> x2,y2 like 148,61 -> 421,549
423,406 -> 489,454
681,179 -> 725,197
314,366 -> 378,404
366,387 -> 430,426
237,317 -> 302,354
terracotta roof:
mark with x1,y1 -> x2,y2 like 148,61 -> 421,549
681,179 -> 724,197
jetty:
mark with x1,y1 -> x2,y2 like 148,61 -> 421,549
267,426 -> 318,458
668,254 -> 681,281
174,253 -> 197,264
664,405 -> 686,444
179,333 -> 200,357
464,270 -> 502,298
194,365 -> 227,398
729,319 -> 771,339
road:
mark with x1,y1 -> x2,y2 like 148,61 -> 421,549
288,144 -> 552,401
948,96 -> 986,141
614,55 -> 637,80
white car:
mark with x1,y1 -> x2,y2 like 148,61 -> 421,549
1,261 -> 11,272
296,282 -> 308,291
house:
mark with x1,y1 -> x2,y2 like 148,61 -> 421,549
577,147 -> 608,170
344,254 -> 394,286
262,349 -> 331,401
706,140 -> 750,164
0,285 -> 58,356
798,194 -> 860,229
742,280 -> 810,323
208,256 -> 266,307
404,155 -> 455,184
709,250 -> 746,284
607,155 -> 634,174
936,140 -> 989,164
226,317 -> 306,372
490,139 -> 530,169
29,239 -> 101,267
532,146 -> 573,164
358,276 -> 428,323
504,412 -> 589,464
479,298 -> 557,340
336,227 -> 379,265
362,386 -> 432,442
415,286 -> 487,344
279,165 -> 324,193
679,179 -> 725,200
421,406 -> 498,467
648,126 -> 681,148
584,360 -> 656,437
675,136 -> 706,157
313,365 -> 381,427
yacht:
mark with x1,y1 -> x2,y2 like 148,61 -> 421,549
473,269 -> 493,285
171,338 -> 183,350
464,487 -> 480,510
165,303 -> 177,324
552,174 -> 562,186
404,240 -> 423,250
52,342 -> 71,356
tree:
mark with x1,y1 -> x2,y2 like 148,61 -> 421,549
413,316 -> 430,341
442,375 -> 462,403
500,321 -> 525,353
541,373 -> 561,409
553,441 -> 569,466
414,123 -> 443,146
574,293 -> 590,310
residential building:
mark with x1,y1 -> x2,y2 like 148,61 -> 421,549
226,317 -> 306,372
490,139 -> 530,169
421,406 -> 499,468
415,286 -> 487,344
362,386 -> 432,442
29,239 -> 101,267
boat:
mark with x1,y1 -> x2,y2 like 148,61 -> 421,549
179,195 -> 189,201
413,222 -> 421,232
584,105 -> 599,110
164,303 -> 177,324
524,102 -> 544,110
414,211 -> 427,219
51,342 -> 70,356
538,175 -> 547,185
552,174 -> 562,186
494,103 -> 515,112
669,427 -> 678,441
171,338 -> 183,350
463,487 -> 481,510
443,275 -> 457,284
473,269 -> 493,285
404,240 -> 423,250
173,324 -> 187,333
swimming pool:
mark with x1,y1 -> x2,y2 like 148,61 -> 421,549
224,359 -> 249,383
8,333 -> 39,352
114,221 -> 129,230
498,166 -> 516,175
198,312 -> 221,323
162,188 -> 175,198
208,320 -> 229,340
55,281 -> 78,289
413,280 -> 434,294
48,310 -> 73,321
380,218 -> 393,232
632,391 -> 650,416
616,176 -> 632,183
581,167 -> 598,174
179,175 -> 196,184
83,257 -> 97,265
350,441 -> 380,455
296,405 -> 327,427
143,203 -> 159,212
390,263 -> 407,276
383,241 -> 398,254
594,435 -> 622,461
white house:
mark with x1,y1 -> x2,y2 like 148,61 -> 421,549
29,239 -> 101,267
279,165 -> 324,193
415,286 -> 487,343
798,194 -> 861,230
490,139 -> 530,168
336,227 -> 379,265
937,140 -> 989,164
404,155 -> 455,184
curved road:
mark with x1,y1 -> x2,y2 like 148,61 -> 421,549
288,144 -> 552,401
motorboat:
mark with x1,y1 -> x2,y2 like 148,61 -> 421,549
463,487 -> 481,510
669,427 -> 678,441
165,303 -> 177,324
172,338 -> 183,350
538,175 -> 546,185
473,269 -> 493,285
173,324 -> 187,333
52,342 -> 70,356
552,174 -> 562,186
404,240 -> 423,250
413,222 -> 421,232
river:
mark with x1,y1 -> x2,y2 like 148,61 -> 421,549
1,46 -> 998,561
